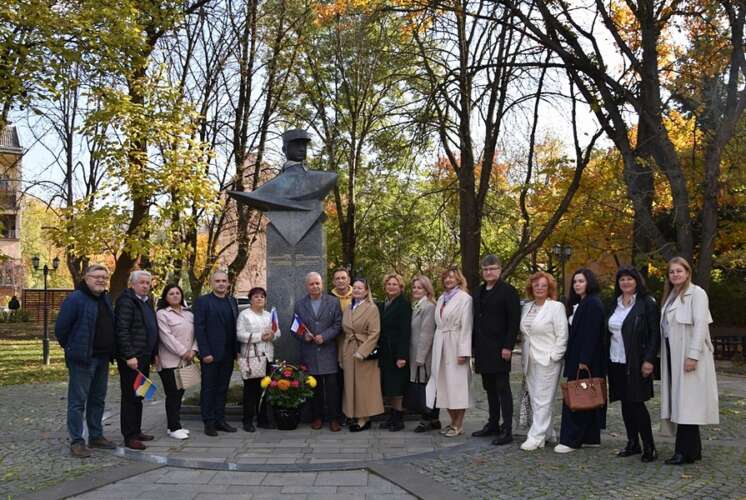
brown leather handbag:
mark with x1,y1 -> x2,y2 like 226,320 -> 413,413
561,367 -> 607,411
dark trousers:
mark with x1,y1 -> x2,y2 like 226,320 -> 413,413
675,424 -> 701,459
559,402 -> 602,448
609,362 -> 654,449
200,356 -> 234,424
621,401 -> 654,449
117,357 -> 150,441
242,362 -> 269,426
311,373 -> 339,422
481,372 -> 513,431
158,368 -> 185,431
664,338 -> 702,459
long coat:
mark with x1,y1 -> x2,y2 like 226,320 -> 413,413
660,284 -> 719,427
564,294 -> 607,380
410,299 -> 436,382
377,294 -> 412,396
473,280 -> 521,374
426,289 -> 473,410
293,294 -> 342,375
607,294 -> 660,403
342,300 -> 384,418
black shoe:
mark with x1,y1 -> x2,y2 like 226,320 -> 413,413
641,448 -> 658,462
379,413 -> 394,429
389,410 -> 404,432
471,423 -> 499,437
204,423 -> 218,437
491,430 -> 513,446
665,453 -> 694,465
617,443 -> 642,457
215,421 -> 237,433
350,421 -> 371,432
243,422 -> 256,433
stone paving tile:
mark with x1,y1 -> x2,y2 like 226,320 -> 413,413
315,470 -> 369,485
209,471 -> 267,485
260,471 -> 318,485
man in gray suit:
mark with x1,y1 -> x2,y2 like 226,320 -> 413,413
294,272 -> 343,431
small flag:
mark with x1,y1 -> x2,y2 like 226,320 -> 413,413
290,313 -> 308,338
133,371 -> 157,400
270,307 -> 279,333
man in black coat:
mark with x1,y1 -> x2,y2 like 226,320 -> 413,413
115,270 -> 159,450
193,270 -> 240,436
471,255 -> 521,445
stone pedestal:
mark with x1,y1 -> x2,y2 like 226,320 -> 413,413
266,216 -> 326,363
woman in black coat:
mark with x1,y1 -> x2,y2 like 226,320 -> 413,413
555,268 -> 607,453
607,266 -> 660,462
377,273 -> 412,432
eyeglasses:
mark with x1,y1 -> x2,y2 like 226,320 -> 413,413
86,274 -> 109,281
482,266 -> 501,272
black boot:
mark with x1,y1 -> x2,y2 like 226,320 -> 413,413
379,411 -> 394,429
389,409 -> 405,432
641,446 -> 657,462
492,425 -> 513,445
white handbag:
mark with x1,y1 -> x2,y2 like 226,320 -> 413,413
174,360 -> 201,390
239,343 -> 268,380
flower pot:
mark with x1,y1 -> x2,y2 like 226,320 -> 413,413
273,407 -> 301,430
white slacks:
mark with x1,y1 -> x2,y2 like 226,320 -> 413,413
525,359 -> 562,443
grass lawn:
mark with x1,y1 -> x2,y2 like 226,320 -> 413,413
0,338 -> 70,386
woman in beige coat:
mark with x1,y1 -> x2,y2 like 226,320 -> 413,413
342,278 -> 384,431
660,257 -> 719,465
409,275 -> 440,433
426,267 -> 473,437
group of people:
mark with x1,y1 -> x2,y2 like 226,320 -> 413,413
56,255 -> 719,467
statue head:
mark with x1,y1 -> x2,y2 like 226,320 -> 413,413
282,128 -> 311,162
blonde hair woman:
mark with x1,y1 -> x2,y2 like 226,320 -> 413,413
426,267 -> 472,437
409,275 -> 440,433
660,257 -> 719,465
377,273 -> 412,432
342,278 -> 384,431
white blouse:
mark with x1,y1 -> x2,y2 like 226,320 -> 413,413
236,308 -> 281,360
608,295 -> 635,363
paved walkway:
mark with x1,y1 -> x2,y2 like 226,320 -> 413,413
4,357 -> 746,499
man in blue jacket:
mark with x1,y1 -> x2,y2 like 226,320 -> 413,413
194,270 -> 239,436
55,264 -> 117,458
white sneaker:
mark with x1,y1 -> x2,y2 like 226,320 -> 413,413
168,429 -> 189,440
554,444 -> 577,453
520,438 -> 545,451
181,428 -> 190,434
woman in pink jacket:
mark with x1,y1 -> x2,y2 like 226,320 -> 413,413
157,284 -> 197,440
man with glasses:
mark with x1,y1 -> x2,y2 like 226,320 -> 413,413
55,264 -> 117,458
471,255 -> 521,445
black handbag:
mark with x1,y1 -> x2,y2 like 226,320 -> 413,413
364,346 -> 380,360
403,365 -> 428,414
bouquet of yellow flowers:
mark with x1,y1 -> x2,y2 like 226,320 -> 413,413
260,361 -> 316,409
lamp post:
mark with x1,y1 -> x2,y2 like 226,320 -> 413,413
32,255 -> 60,365
552,244 -> 573,298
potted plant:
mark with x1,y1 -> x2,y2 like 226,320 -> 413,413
260,361 -> 316,430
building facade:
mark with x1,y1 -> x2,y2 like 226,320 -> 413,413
0,126 -> 24,305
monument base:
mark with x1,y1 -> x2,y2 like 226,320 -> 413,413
266,217 -> 327,363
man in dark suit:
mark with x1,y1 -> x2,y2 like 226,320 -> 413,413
294,272 -> 342,431
472,254 -> 521,445
194,270 -> 239,436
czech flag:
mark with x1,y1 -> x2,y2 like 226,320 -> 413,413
270,307 -> 279,333
133,371 -> 157,400
290,313 -> 308,338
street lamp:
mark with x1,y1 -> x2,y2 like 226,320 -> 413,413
32,255 -> 60,365
552,243 -> 573,298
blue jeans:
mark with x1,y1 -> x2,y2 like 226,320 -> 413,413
67,356 -> 110,444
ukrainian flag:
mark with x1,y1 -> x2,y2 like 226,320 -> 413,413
133,371 -> 157,400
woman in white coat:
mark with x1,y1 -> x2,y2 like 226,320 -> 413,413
236,287 -> 281,432
660,257 -> 719,465
519,271 -> 568,451
426,267 -> 472,437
